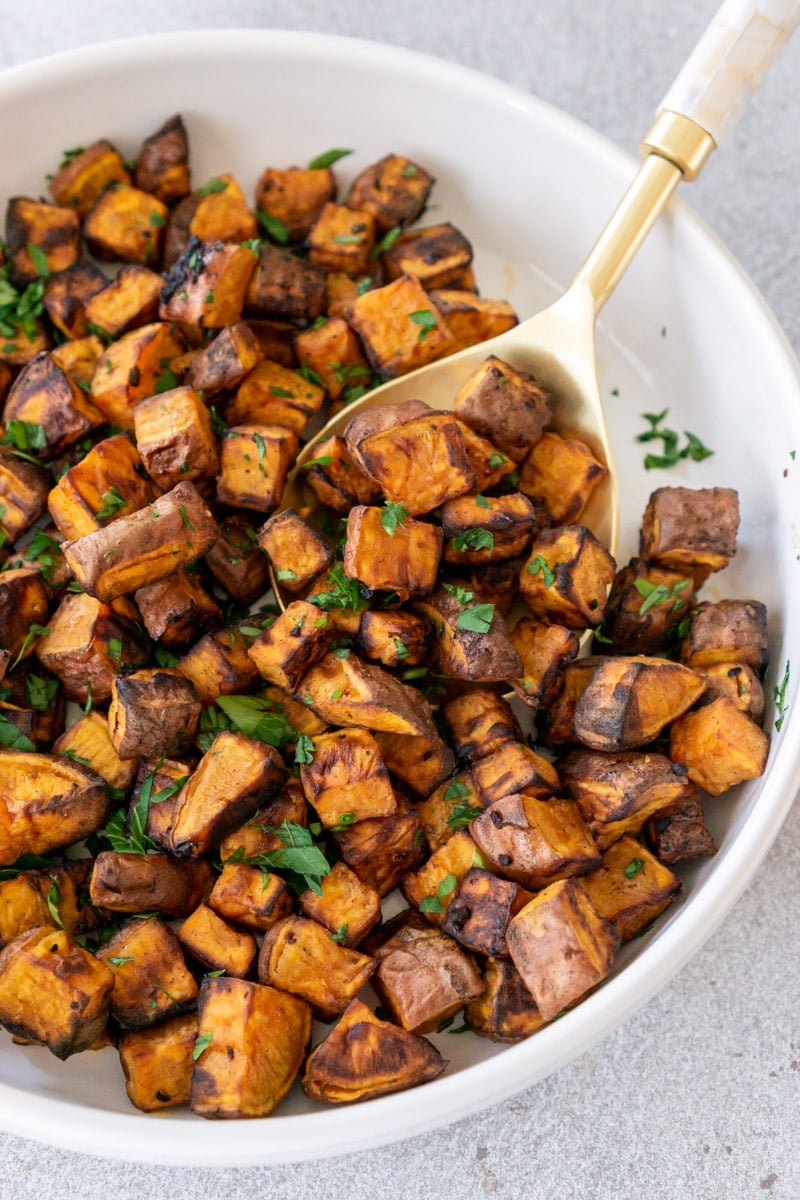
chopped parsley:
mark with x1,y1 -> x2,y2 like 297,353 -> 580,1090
95,486 -> 127,522
452,528 -> 494,553
634,577 -> 690,616
623,858 -> 645,880
257,209 -> 290,245
197,177 -> 228,197
456,603 -> 495,634
419,872 -> 457,915
308,148 -> 353,170
526,555 -> 555,587
408,308 -> 436,339
381,501 -> 409,536
192,1032 -> 213,1060
774,660 -> 790,732
636,409 -> 714,470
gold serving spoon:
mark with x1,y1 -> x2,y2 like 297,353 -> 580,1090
275,0 -> 799,595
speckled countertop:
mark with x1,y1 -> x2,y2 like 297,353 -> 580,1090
0,2 -> 798,1196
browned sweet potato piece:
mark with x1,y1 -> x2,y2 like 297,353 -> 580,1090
645,785 -> 717,864
441,866 -> 520,956
343,398 -> 432,474
302,997 -> 444,1103
53,710 -> 138,797
36,592 -> 149,703
175,621 -> 261,703
0,925 -> 113,1058
255,164 -> 335,242
580,834 -> 680,941
84,185 -> 168,266
509,617 -> 579,709
300,728 -> 396,828
204,514 -> 270,605
119,1011 -> 197,1111
209,863 -> 293,933
414,585 -> 522,683
257,508 -> 332,594
49,139 -> 130,217
430,290 -> 518,352
0,319 -> 50,369
96,916 -> 198,1029
128,756 -> 191,852
0,751 -> 108,866
134,114 -> 191,204
299,862 -> 381,949
177,903 -> 257,978
248,601 -> 333,692
640,486 -> 740,586
89,852 -> 213,916
443,689 -> 522,763
472,742 -> 560,806
698,661 -> 765,724
680,599 -> 769,673
454,355 -> 552,462
190,976 -> 311,1119
343,505 -> 442,596
669,696 -> 769,796
258,915 -> 375,1021
48,433 -> 158,539
43,260 -> 108,339
307,203 -> 376,274
455,421 -> 523,493
184,174 -> 258,246
382,223 -> 472,289
0,452 -> 49,544
465,956 -> 546,1042
227,358 -> 325,434
358,411 -> 475,515
0,859 -> 96,948
518,430 -> 607,524
597,557 -> 695,656
347,276 -> 455,379
519,525 -> 616,629
160,238 -> 257,328
345,154 -> 434,230
334,806 -> 424,897
301,434 -> 381,513
134,386 -> 219,490
294,316 -> 373,404
471,793 -> 600,890
356,608 -> 431,668
185,321 -> 262,395
373,729 -> 456,799
5,197 -> 80,282
135,569 -> 222,647
401,829 -> 480,926
440,492 -> 535,564
89,321 -> 182,429
296,651 -> 437,738
418,772 -> 482,853
108,669 -> 201,760
0,567 -> 48,660
572,656 -> 706,752
84,265 -> 164,340
217,423 -> 298,513
246,243 -> 326,320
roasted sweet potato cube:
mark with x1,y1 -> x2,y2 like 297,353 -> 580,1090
0,926 -> 113,1058
36,591 -> 149,703
0,749 -> 108,866
185,321 -> 262,396
465,956 -> 545,1042
348,276 -> 455,378
519,430 -> 607,525
559,749 -> 693,850
160,238 -> 257,328
301,728 -> 396,829
119,1011 -> 197,1112
216,423 -> 297,513
357,411 -> 474,515
370,736 -> 453,810
209,863 -> 293,933
645,785 -> 717,863
49,139 -> 130,217
134,114 -> 191,205
83,264 -> 163,341
343,398 -> 432,473
698,661 -> 765,724
430,290 -> 518,352
48,433 -> 158,539
135,568 -> 222,647
84,185 -> 168,266
63,481 -> 219,602
296,651 -> 437,738
190,976 -> 311,1119
0,860 -> 96,947
0,318 -> 50,369
335,807 -> 424,897
454,355 -> 552,463
200,518 -> 264,606
258,914 -> 375,1021
255,164 -> 335,242
472,742 -> 560,806
89,321 -> 183,428
227,358 -> 325,434
261,687 -> 328,741
257,508 -> 332,594
343,504 -> 442,596
109,669 -> 201,760
188,174 -> 258,244
0,566 -> 48,660
441,492 -> 535,564
382,223 -> 472,289
170,731 -> 287,857
402,829 -> 482,926
506,878 -> 618,1021
509,617 -> 579,709
301,434 -> 381,513
298,862 -> 381,948
345,154 -> 434,231
134,386 -> 219,489
580,834 -> 680,941
293,316 -> 373,404
303,996 -> 444,1104
669,696 -> 769,796
43,259 -> 108,339
53,709 -> 138,795
304,566 -> 367,637
0,452 -> 49,543
89,852 -> 213,916
573,656 -> 706,752
471,793 -> 600,890
597,557 -> 695,656
441,867 -> 519,956
640,486 -> 740,586
371,914 -> 483,1033
178,903 -> 257,978
5,197 -> 80,283
176,622 -> 261,703
357,608 -> 430,668
414,586 -> 522,683
245,243 -> 326,320
519,525 -> 616,629
248,601 -> 332,692
418,772 -> 482,853
680,599 -> 768,673
443,689 -> 522,764
307,203 -> 376,274
96,916 -> 198,1029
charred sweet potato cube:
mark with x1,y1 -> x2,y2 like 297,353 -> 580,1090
680,599 -> 769,673
129,756 -> 193,852
177,903 -> 257,978
441,867 -> 519,956
573,656 -> 706,752
519,525 -> 616,629
49,139 -> 130,218
418,772 -> 482,853
343,504 -> 442,596
580,834 -> 680,941
245,243 -> 326,321
301,434 -> 381,513
307,203 -> 376,274
119,1011 -> 197,1112
509,617 -> 579,709
227,358 -> 325,435
89,852 -> 213,917
471,793 -> 600,890
467,556 -> 525,617
219,784 -> 309,868
669,696 -> 769,796
0,318 -> 50,370
519,430 -> 608,525
441,492 -> 535,564
465,956 -> 545,1042
43,259 -> 108,339
160,238 -> 257,328
216,423 -> 298,513
170,731 -> 286,857
258,915 -> 376,1021
209,863 -> 293,933
300,728 -> 396,828
454,356 -> 552,463
472,742 -> 560,806
402,829 -> 482,926
83,265 -> 163,341
190,976 -> 311,1119
96,916 -> 198,1030
293,315 -> 373,404
134,114 -> 191,205
414,586 -> 522,683
135,569 -> 222,646
343,398 -> 432,473
0,566 -> 48,660
298,862 -> 381,948
255,164 -> 335,242
371,913 -> 483,1033
506,878 -> 617,1021
176,621 -> 262,703
187,174 -> 258,244
429,290 -> 518,352
0,452 -> 49,544
3,352 -> 102,456
559,749 -> 693,850
357,608 -> 430,668
257,508 -> 331,595
48,433 -> 158,539
243,318 -> 299,368
345,154 -> 434,231
373,729 -> 456,800
382,223 -> 473,289
335,807 -> 424,896
185,321 -> 262,396
698,661 -> 765,724
597,557 -> 695,656
347,276 -> 455,379
84,185 -> 168,266
53,709 -> 138,796
443,688 -> 522,763
357,411 -> 474,515
0,860 -> 96,947
297,651 -> 438,738
248,601 -> 332,692
0,926 -> 113,1058
5,197 -> 80,283
204,514 -> 271,604
63,481 -> 219,602
89,321 -> 183,429
645,785 -> 717,864
36,591 -> 149,703
640,486 -> 740,586
303,996 -> 444,1104
133,385 -> 219,489
109,669 -> 201,760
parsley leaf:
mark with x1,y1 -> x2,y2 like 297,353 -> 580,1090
409,308 -> 436,339
456,603 -> 495,634
774,659 -> 790,732
308,563 -> 367,613
634,577 -> 690,616
216,694 -> 297,748
308,148 -> 353,170
446,799 -> 482,831
197,177 -> 228,197
95,486 -> 127,522
257,209 -> 290,245
624,858 -> 645,880
294,733 -> 315,765
192,1032 -> 213,1060
452,528 -> 494,553
419,873 -> 457,914
526,555 -> 555,587
381,501 -> 409,536
636,410 -> 714,470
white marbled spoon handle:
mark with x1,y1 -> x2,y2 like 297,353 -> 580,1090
660,0 -> 800,145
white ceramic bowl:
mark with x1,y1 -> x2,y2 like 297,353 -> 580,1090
0,28 -> 798,1168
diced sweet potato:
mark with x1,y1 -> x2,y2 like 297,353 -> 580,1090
580,834 -> 680,941
89,321 -> 183,429
301,434 -> 381,513
402,829 -> 480,926
109,669 -> 201,760
185,321 -> 262,395
296,651 -> 437,738
84,265 -> 164,340
227,358 -> 325,435
414,585 -> 522,683
698,662 -> 765,725
255,164 -> 335,242
334,807 -> 424,897
184,174 -> 258,246
119,1011 -> 197,1112
472,742 -> 560,805
299,862 -> 381,948
176,621 -> 262,703
177,903 -> 257,978
573,656 -> 706,751
669,696 -> 769,796
300,728 -> 396,828
509,617 -> 579,709
471,793 -> 600,890
343,398 -> 431,474
246,243 -> 327,321
345,154 -> 434,230
357,411 -> 475,515
465,956 -> 546,1043
343,504 -> 442,596
0,566 -> 49,660
597,557 -> 695,656
134,385 -> 219,489
96,916 -> 198,1030
443,689 -> 522,764
204,514 -> 271,605
134,569 -> 222,647
89,852 -> 213,916
519,525 -> 616,628
247,600 -> 332,692
0,452 -> 49,544
356,608 -> 431,668
48,433 -> 158,539
454,355 -> 552,462
441,866 -> 520,956
418,771 -> 482,853
5,197 -> 80,283
160,238 -> 257,328
441,492 -> 535,564
382,223 -> 472,289
209,863 -> 293,933
49,139 -> 130,217
347,276 -> 455,379
217,423 -> 298,513
134,114 -> 191,205
645,785 -> 717,864
518,430 -> 607,524
307,203 -> 376,274
640,486 -> 740,586
680,599 -> 769,673
36,591 -> 149,703
84,185 -> 168,266
430,290 -> 518,352
372,729 -> 456,799
43,259 -> 107,339
0,751 -> 108,866
258,915 -> 376,1021
52,709 -> 138,796
0,859 -> 96,948
257,508 -> 332,595
293,316 -> 373,403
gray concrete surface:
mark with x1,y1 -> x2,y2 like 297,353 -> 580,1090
0,2 -> 798,1195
